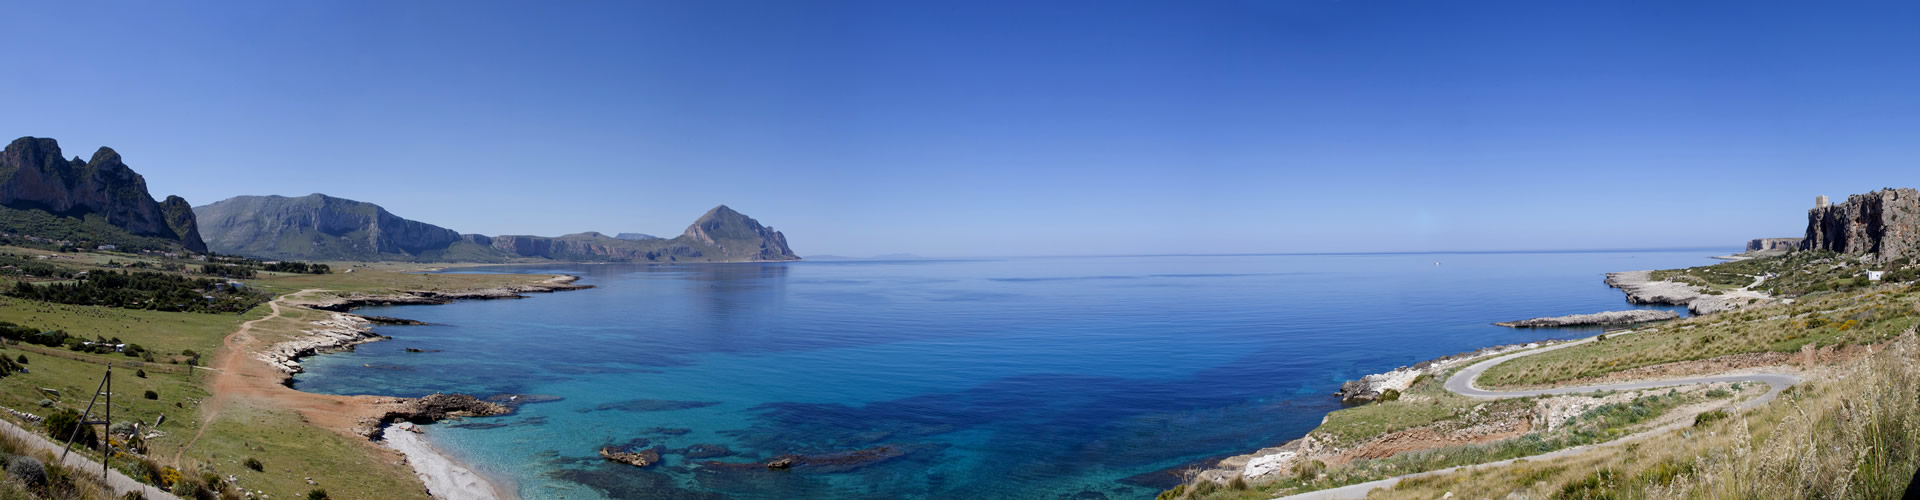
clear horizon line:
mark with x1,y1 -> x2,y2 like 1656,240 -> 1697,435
810,245 -> 1743,261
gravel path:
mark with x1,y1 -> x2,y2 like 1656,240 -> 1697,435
1276,331 -> 1800,499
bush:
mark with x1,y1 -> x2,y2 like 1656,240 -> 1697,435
1693,409 -> 1729,427
43,409 -> 97,450
307,489 -> 331,500
1380,389 -> 1401,402
144,390 -> 158,400
244,457 -> 263,472
6,455 -> 46,486
14,354 -> 24,364
1295,459 -> 1326,481
135,369 -> 146,378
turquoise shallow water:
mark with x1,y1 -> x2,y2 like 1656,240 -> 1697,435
292,251 -> 1714,499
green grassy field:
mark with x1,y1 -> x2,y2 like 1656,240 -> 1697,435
1482,285 -> 1919,389
0,246 -> 572,498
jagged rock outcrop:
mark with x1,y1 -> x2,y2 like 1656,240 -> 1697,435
1746,237 -> 1800,252
1805,188 -> 1920,262
160,195 -> 209,252
1494,309 -> 1680,328
0,137 -> 206,250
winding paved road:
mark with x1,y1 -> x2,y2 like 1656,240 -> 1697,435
1278,331 -> 1801,499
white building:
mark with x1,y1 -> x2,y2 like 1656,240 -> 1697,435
1867,271 -> 1885,281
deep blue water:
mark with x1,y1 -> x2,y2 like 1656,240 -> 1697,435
292,251 -> 1715,499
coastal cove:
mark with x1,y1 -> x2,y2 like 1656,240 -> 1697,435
289,252 -> 1713,499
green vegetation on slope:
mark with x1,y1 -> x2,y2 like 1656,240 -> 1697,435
1483,285 -> 1919,389
0,205 -> 191,254
8,270 -> 269,314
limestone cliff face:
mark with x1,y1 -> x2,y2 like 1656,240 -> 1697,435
1746,238 -> 1801,252
486,206 -> 798,262
161,195 -> 209,252
1804,188 -> 1920,262
679,205 -> 799,261
193,194 -> 470,261
0,137 -> 206,250
197,196 -> 800,263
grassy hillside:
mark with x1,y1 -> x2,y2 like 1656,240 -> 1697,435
0,205 -> 189,253
1166,275 -> 1920,499
0,245 -> 566,499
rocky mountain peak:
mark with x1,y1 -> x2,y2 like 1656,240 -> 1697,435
0,136 -> 205,249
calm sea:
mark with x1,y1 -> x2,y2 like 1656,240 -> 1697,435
292,251 -> 1715,499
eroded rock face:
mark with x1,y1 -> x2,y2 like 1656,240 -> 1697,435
1805,188 -> 1920,262
1747,237 -> 1801,252
0,137 -> 206,248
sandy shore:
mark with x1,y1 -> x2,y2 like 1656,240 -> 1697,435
185,277 -> 585,499
384,423 -> 519,500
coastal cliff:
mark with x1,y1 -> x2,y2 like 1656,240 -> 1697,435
1804,188 -> 1920,262
1747,237 -> 1801,252
196,194 -> 801,263
193,194 -> 479,261
0,137 -> 207,251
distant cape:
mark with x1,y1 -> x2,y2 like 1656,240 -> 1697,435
194,194 -> 798,263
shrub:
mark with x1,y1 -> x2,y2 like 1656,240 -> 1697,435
1295,459 -> 1326,481
1693,409 -> 1729,427
144,390 -> 158,400
14,354 -> 24,364
1227,475 -> 1248,490
1705,388 -> 1731,398
1380,389 -> 1401,402
43,409 -> 97,449
135,369 -> 145,378
6,455 -> 46,486
307,489 -> 331,500
244,457 -> 263,472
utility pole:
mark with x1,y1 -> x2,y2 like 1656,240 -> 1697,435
61,363 -> 111,482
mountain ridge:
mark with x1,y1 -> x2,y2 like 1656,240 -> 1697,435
0,137 -> 207,252
195,194 -> 798,263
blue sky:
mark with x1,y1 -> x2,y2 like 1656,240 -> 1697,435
4,1 -> 1916,257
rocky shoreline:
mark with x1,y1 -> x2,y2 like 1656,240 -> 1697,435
1604,270 -> 1773,315
1334,341 -> 1556,404
256,313 -> 389,375
1494,309 -> 1679,328
297,275 -> 593,312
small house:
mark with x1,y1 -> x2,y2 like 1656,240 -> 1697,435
1867,271 -> 1886,281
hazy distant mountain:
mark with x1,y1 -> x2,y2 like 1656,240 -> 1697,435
485,206 -> 798,262
196,195 -> 798,263
194,194 -> 497,261
0,137 -> 207,252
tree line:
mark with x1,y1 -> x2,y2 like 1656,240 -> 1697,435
6,269 -> 267,313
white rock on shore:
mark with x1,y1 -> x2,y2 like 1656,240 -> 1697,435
1494,309 -> 1679,328
1605,270 -> 1774,315
256,314 -> 385,374
1335,341 -> 1547,404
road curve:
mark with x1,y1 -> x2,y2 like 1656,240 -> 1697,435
1277,331 -> 1801,500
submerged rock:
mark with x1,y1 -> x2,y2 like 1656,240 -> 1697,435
1494,309 -> 1679,328
601,446 -> 662,468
